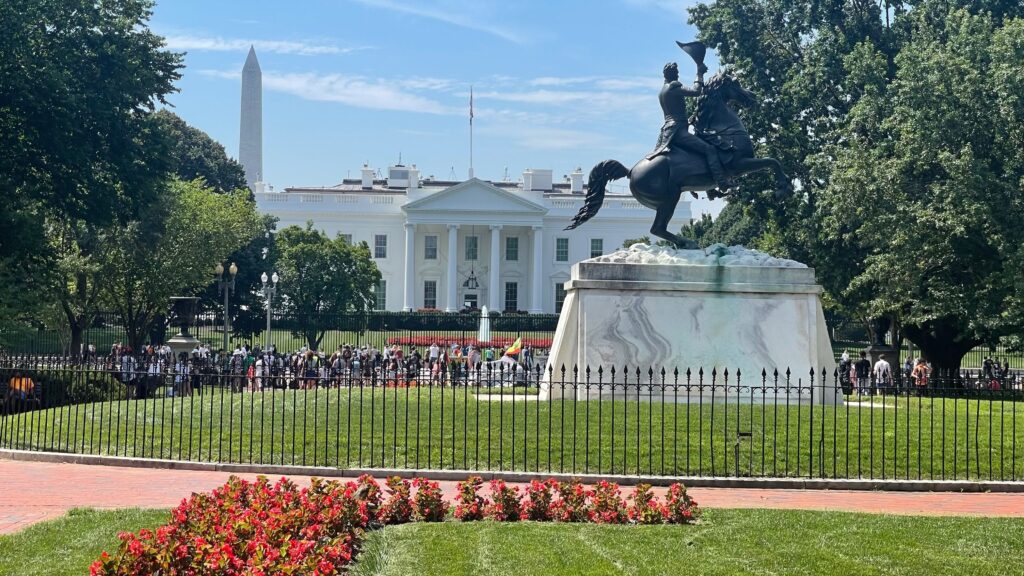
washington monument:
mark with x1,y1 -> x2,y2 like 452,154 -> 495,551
239,46 -> 262,189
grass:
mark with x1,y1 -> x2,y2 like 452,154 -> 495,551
349,509 -> 1024,576
3,387 -> 1023,480
4,508 -> 1022,576
471,387 -> 540,396
0,508 -> 169,576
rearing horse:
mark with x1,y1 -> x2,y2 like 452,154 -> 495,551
566,72 -> 793,249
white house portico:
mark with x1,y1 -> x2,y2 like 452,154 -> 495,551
402,178 -> 548,313
255,165 -> 691,314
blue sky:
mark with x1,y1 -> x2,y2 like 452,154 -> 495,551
152,0 -> 722,215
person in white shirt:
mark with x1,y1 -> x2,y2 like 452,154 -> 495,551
872,354 -> 892,396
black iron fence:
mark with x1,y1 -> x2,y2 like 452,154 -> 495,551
1,354 -> 1022,482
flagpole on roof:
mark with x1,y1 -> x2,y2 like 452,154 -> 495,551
468,85 -> 475,180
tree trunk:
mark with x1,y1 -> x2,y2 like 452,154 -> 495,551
903,319 -> 980,379
68,321 -> 84,360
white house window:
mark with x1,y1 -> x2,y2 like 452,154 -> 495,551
374,234 -> 388,259
424,280 -> 437,309
590,238 -> 604,258
465,235 -> 478,261
505,237 -> 519,261
555,237 -> 569,262
424,235 -> 438,260
340,234 -> 353,245
373,280 -> 387,311
554,283 -> 567,313
504,281 -> 518,312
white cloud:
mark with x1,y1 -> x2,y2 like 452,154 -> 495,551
528,76 -> 659,91
165,35 -> 370,56
350,0 -> 526,44
199,69 -> 454,115
473,89 -> 649,119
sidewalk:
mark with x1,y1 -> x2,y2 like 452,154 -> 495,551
2,459 -> 1023,534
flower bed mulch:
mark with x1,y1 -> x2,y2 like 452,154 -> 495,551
91,475 -> 700,575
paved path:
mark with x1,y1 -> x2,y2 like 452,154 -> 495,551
2,459 -> 1023,534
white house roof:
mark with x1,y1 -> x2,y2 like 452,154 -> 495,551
402,178 -> 548,225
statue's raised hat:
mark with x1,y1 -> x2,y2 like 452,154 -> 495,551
676,40 -> 707,67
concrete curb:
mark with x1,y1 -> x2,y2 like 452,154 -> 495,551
3,449 -> 1022,493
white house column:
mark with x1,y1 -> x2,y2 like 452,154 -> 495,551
489,225 -> 502,311
403,222 -> 416,311
530,225 -> 544,313
445,224 -> 459,312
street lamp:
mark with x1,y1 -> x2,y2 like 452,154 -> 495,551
216,262 -> 238,352
261,271 -> 279,351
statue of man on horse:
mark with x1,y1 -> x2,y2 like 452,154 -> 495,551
566,41 -> 794,249
648,43 -> 736,194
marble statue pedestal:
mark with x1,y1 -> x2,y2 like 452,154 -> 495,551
543,244 -> 839,405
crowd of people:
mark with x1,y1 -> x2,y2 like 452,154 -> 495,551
100,340 -> 541,399
838,350 -> 1019,396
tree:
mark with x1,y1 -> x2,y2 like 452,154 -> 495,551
0,0 -> 181,352
275,224 -> 381,351
101,180 -> 262,349
151,110 -> 248,195
689,0 -> 1024,369
817,10 -> 1024,371
0,0 -> 181,234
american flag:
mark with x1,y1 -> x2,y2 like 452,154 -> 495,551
469,86 -> 474,125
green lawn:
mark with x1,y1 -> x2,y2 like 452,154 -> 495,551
349,510 -> 1024,576
3,387 -> 1023,480
4,508 -> 1021,576
0,508 -> 169,576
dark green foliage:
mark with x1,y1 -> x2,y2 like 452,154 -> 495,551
688,0 -> 1024,369
0,0 -> 182,228
151,110 -> 248,195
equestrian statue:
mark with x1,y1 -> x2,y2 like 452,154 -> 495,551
566,41 -> 794,249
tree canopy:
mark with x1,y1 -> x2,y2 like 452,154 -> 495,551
152,110 -> 248,195
0,0 -> 181,227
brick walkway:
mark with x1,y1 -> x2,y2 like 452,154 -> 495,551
2,459 -> 1023,534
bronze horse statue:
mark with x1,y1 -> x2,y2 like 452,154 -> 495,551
566,72 -> 793,249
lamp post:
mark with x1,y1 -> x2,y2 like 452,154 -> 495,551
261,271 -> 279,351
215,262 -> 238,353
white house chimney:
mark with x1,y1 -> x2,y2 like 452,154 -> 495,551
522,169 -> 533,192
529,169 -> 553,192
408,165 -> 420,190
570,167 -> 584,194
361,165 -> 374,189
252,180 -> 267,195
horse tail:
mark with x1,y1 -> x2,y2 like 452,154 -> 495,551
565,160 -> 629,230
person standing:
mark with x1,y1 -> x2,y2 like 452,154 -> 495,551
873,354 -> 892,396
838,351 -> 853,396
911,358 -> 931,395
854,351 -> 871,397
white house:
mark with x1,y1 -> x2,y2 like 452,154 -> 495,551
254,164 -> 691,314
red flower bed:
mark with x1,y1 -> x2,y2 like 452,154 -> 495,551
93,476 -> 699,574
386,336 -> 553,350
90,475 -> 373,576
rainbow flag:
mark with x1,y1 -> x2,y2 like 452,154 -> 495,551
504,337 -> 523,357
